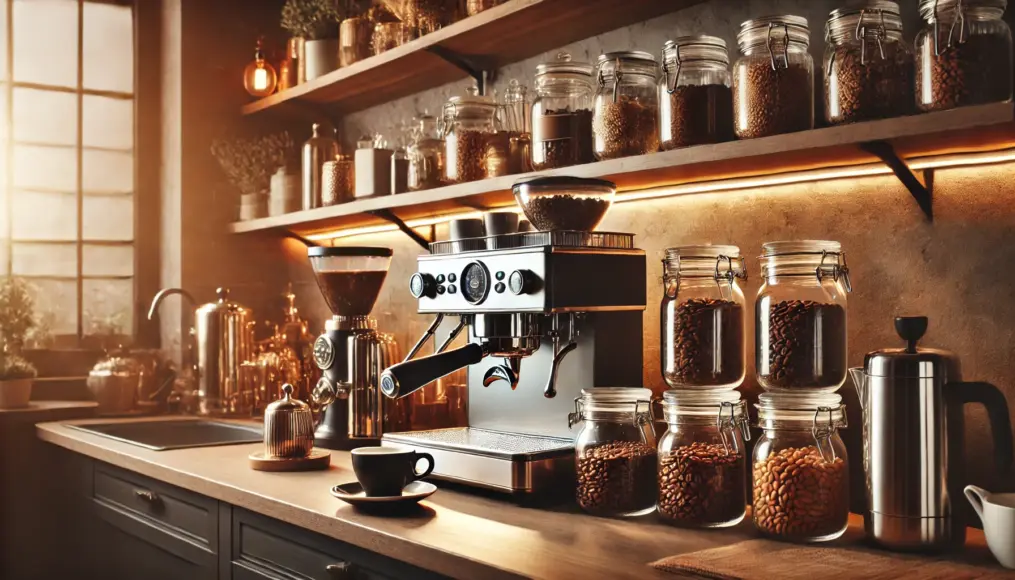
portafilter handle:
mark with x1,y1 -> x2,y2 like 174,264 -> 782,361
380,342 -> 485,399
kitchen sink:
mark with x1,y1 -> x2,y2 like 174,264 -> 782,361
67,419 -> 262,451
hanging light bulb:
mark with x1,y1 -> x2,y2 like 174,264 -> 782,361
243,37 -> 278,98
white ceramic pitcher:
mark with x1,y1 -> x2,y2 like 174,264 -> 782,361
964,485 -> 1015,569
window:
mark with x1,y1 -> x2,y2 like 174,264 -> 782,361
1,0 -> 135,344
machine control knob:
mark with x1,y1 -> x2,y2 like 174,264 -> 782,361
508,269 -> 538,295
311,377 -> 337,407
409,273 -> 437,299
313,335 -> 336,369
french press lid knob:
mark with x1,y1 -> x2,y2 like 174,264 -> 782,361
895,316 -> 927,354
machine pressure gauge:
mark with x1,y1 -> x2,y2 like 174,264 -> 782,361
461,261 -> 491,305
313,335 -> 336,370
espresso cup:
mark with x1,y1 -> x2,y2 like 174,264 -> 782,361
351,447 -> 435,497
965,485 -> 1015,569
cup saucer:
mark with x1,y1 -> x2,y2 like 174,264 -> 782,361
330,481 -> 437,507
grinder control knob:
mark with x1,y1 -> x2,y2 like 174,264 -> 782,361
409,273 -> 437,299
508,269 -> 538,295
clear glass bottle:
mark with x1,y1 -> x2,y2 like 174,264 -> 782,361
569,387 -> 657,517
592,51 -> 660,160
531,52 -> 595,170
755,240 -> 852,392
915,0 -> 1013,112
752,392 -> 850,542
407,114 -> 445,191
658,390 -> 750,528
661,245 -> 747,390
733,15 -> 814,139
824,1 -> 915,125
440,86 -> 498,184
659,35 -> 735,150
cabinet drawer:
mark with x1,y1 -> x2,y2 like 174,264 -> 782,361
93,463 -> 219,549
230,508 -> 446,580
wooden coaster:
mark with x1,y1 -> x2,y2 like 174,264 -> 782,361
249,448 -> 331,472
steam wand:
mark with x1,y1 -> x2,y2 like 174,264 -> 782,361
544,313 -> 579,399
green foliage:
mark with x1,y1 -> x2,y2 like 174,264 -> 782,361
281,0 -> 341,40
211,132 -> 293,196
0,354 -> 37,381
0,277 -> 36,353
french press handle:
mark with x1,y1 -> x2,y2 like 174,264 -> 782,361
946,381 -> 1014,474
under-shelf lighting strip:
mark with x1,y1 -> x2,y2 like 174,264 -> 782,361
304,146 -> 1015,243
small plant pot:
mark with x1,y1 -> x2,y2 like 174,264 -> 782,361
304,39 -> 339,80
0,378 -> 33,409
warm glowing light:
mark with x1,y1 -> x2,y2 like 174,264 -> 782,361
243,38 -> 278,98
302,147 -> 1015,242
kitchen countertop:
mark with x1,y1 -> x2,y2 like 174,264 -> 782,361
0,401 -> 96,425
37,417 -> 996,580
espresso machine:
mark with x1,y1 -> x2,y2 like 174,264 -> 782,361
380,230 -> 646,496
306,247 -> 406,450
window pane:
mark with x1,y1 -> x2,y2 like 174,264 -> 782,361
13,144 -> 76,191
83,2 -> 132,93
83,277 -> 132,336
13,88 -> 77,145
83,194 -> 132,241
12,0 -> 78,88
83,149 -> 132,193
12,242 -> 76,276
83,243 -> 131,277
11,190 -> 76,241
0,0 -> 8,81
83,95 -> 132,150
31,278 -> 77,335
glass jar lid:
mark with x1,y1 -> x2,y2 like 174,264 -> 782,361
661,35 -> 729,92
662,389 -> 743,416
760,240 -> 851,291
756,392 -> 846,425
569,387 -> 653,427
664,244 -> 747,280
827,1 -> 904,42
536,51 -> 593,78
919,0 -> 1007,20
595,50 -> 659,82
737,14 -> 811,55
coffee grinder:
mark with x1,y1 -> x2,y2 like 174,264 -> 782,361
379,230 -> 646,496
307,247 -> 404,450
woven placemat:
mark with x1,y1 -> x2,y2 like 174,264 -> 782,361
651,539 -> 1015,580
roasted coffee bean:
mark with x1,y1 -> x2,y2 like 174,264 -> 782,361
663,298 -> 744,388
917,33 -> 1013,112
752,445 -> 849,540
522,194 -> 610,232
758,300 -> 846,390
576,440 -> 657,516
446,129 -> 488,184
661,84 -> 734,150
658,442 -> 746,527
532,108 -> 594,170
826,42 -> 914,125
593,96 -> 660,160
734,60 -> 813,139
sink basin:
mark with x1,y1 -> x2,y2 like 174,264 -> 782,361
68,419 -> 262,451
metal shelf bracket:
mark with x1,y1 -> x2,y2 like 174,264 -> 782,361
426,45 -> 497,95
860,140 -> 934,221
367,209 -> 432,251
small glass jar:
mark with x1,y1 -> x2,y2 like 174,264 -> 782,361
339,17 -> 373,68
659,36 -> 735,150
531,52 -> 596,170
915,0 -> 1013,112
569,388 -> 657,517
592,51 -> 660,160
440,87 -> 498,184
661,245 -> 747,390
825,2 -> 915,124
752,392 -> 850,542
755,240 -> 852,392
734,15 -> 814,139
407,114 -> 445,191
321,155 -> 355,205
658,390 -> 750,528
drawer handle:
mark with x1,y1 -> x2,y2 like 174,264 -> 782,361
326,562 -> 354,579
134,489 -> 161,504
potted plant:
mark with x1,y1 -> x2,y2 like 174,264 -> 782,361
281,0 -> 341,80
0,277 -> 38,408
211,132 -> 292,220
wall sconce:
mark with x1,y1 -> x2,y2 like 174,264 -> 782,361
244,37 -> 278,98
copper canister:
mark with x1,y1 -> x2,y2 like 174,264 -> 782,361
263,384 -> 314,458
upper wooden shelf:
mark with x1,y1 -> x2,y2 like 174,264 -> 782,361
241,0 -> 705,116
230,102 -> 1015,237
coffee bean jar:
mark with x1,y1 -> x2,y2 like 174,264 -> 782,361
531,52 -> 596,170
658,390 -> 750,528
824,1 -> 915,125
752,392 -> 850,542
659,36 -> 735,150
661,245 -> 747,390
592,51 -> 661,160
569,388 -> 657,517
733,15 -> 815,139
915,0 -> 1013,112
756,240 -> 852,392
440,86 -> 498,184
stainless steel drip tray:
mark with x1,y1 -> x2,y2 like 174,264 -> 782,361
381,428 -> 575,495
67,419 -> 262,451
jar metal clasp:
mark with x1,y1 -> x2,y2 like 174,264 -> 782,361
855,8 -> 887,65
567,396 -> 583,429
716,401 -> 749,456
815,250 -> 853,295
812,405 -> 839,463
766,22 -> 790,70
662,254 -> 680,299
933,0 -> 969,56
438,102 -> 457,138
661,42 -> 683,94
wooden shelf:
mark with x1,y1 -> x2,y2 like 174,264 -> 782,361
241,0 -> 705,116
231,102 -> 1015,237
